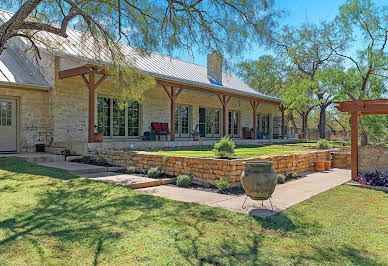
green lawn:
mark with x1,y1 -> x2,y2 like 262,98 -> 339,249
149,145 -> 315,158
0,158 -> 387,265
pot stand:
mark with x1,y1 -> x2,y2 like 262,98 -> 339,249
242,195 -> 274,211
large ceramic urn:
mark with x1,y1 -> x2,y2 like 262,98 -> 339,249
240,161 -> 277,200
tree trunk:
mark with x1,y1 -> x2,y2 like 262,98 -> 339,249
360,131 -> 368,146
318,105 -> 326,139
287,113 -> 298,136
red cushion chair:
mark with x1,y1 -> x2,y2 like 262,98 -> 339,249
160,123 -> 170,134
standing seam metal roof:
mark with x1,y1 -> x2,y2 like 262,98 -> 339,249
0,9 -> 281,103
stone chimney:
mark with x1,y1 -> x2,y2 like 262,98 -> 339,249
207,52 -> 222,86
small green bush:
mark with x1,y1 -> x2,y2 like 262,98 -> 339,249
213,136 -> 236,158
148,167 -> 163,178
97,157 -> 107,165
288,172 -> 298,179
176,175 -> 192,187
317,139 -> 329,149
64,148 -> 71,156
83,155 -> 91,163
215,178 -> 229,192
277,174 -> 286,184
127,166 -> 136,174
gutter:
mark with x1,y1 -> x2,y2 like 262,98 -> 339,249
0,81 -> 52,91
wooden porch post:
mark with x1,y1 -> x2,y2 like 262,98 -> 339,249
351,112 -> 359,180
249,101 -> 259,139
217,95 -> 231,136
88,71 -> 95,143
280,106 -> 285,139
163,86 -> 183,141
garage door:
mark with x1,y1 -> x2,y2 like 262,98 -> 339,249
0,99 -> 17,152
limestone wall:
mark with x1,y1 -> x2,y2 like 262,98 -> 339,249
89,150 -> 331,187
359,146 -> 388,172
0,86 -> 51,151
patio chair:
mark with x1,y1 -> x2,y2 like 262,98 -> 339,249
242,127 -> 252,139
160,123 -> 170,140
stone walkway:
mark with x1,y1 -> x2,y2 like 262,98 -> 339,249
80,172 -> 176,189
138,168 -> 351,218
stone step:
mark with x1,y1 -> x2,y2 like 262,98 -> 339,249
13,153 -> 65,163
80,172 -> 177,189
38,161 -> 126,175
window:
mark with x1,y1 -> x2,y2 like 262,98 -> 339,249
201,108 -> 221,137
0,101 -> 12,126
261,114 -> 270,135
228,111 -> 240,137
175,105 -> 191,137
97,96 -> 140,138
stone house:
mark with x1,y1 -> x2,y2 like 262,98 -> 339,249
0,10 -> 288,154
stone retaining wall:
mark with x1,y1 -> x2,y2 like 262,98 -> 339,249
359,146 -> 388,172
331,152 -> 351,168
89,150 -> 331,187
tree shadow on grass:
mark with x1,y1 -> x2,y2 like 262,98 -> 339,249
0,158 -> 384,265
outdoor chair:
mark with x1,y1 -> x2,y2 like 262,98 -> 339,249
242,127 -> 252,139
151,122 -> 170,140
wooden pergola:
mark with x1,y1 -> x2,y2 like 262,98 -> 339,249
335,99 -> 388,179
58,65 -> 282,143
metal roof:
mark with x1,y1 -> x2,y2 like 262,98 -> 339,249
0,9 -> 280,103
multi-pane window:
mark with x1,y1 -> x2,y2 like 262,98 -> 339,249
228,111 -> 239,137
97,96 -> 139,138
261,114 -> 270,134
0,101 -> 12,126
204,108 -> 221,137
175,105 -> 191,137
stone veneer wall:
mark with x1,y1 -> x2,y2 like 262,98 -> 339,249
89,150 -> 331,187
359,146 -> 388,172
0,86 -> 51,152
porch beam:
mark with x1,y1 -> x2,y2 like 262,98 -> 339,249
156,78 -> 281,106
249,100 -> 259,139
350,112 -> 359,180
59,66 -> 92,79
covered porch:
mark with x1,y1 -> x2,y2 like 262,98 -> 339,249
58,64 -> 286,147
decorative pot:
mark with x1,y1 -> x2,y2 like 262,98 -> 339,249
314,161 -> 325,172
192,134 -> 200,141
94,132 -> 103,143
240,161 -> 277,200
324,161 -> 331,170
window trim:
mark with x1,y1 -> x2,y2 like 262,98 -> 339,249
96,95 -> 142,139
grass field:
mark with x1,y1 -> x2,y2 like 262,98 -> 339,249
149,145 -> 315,158
0,158 -> 387,265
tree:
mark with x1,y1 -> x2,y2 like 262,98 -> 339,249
328,0 -> 387,100
271,22 -> 345,139
237,55 -> 299,136
0,0 -> 280,104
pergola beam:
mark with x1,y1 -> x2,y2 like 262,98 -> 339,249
59,66 -> 92,79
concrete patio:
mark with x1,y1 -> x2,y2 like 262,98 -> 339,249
138,168 -> 351,218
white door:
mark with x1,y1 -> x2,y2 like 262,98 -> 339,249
0,99 -> 17,152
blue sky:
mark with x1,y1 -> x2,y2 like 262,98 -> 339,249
172,0 -> 382,67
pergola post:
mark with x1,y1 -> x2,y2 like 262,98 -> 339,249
335,99 -> 388,180
350,112 -> 360,179
249,101 -> 259,139
163,85 -> 183,141
280,106 -> 285,139
217,95 -> 232,136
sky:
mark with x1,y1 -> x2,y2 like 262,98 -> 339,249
172,0 -> 384,68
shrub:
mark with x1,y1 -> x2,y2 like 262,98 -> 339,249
215,178 -> 229,192
288,172 -> 298,179
213,136 -> 236,158
83,155 -> 91,163
148,167 -> 163,178
277,174 -> 286,184
355,171 -> 388,187
317,139 -> 329,149
64,148 -> 71,156
96,157 -> 107,166
176,175 -> 192,187
127,166 -> 136,174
